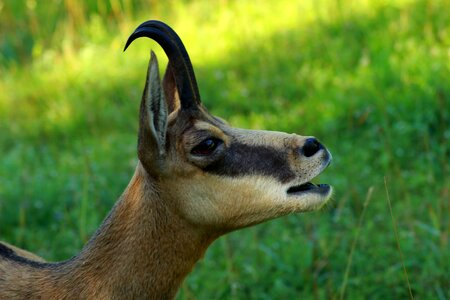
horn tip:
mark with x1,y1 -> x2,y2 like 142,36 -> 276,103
123,36 -> 134,52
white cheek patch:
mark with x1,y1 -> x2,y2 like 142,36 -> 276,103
167,174 -> 330,228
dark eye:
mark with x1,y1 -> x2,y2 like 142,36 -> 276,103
191,138 -> 222,156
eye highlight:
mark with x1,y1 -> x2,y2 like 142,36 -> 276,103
191,138 -> 223,156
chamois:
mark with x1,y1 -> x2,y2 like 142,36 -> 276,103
0,20 -> 333,299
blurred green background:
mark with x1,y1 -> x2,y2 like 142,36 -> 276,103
0,0 -> 448,299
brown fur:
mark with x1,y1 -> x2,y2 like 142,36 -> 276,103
1,25 -> 332,299
1,166 -> 215,299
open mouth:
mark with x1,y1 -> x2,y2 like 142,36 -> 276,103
287,182 -> 331,196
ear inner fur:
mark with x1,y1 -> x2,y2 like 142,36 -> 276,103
137,52 -> 168,176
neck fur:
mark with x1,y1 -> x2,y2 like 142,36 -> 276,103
50,164 -> 214,299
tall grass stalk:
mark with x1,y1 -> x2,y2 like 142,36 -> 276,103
339,187 -> 373,300
384,177 -> 414,300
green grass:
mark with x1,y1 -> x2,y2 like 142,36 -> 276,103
0,0 -> 449,299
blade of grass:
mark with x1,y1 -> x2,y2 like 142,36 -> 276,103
384,176 -> 414,300
339,186 -> 373,300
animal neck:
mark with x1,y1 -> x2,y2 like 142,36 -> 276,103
58,164 -> 215,299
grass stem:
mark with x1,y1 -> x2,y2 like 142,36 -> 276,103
384,176 -> 414,300
339,186 -> 373,300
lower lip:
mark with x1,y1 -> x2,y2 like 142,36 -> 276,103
315,184 -> 331,195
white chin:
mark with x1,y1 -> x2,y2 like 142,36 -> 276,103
289,186 -> 333,211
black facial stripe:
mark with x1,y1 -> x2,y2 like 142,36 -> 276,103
202,142 -> 295,183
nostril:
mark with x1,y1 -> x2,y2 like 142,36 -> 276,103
302,138 -> 323,157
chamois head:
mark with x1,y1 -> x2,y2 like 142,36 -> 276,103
124,21 -> 332,231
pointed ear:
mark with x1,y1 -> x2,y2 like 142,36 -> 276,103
137,51 -> 168,176
162,60 -> 181,113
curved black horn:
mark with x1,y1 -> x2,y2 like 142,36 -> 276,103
124,20 -> 201,110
